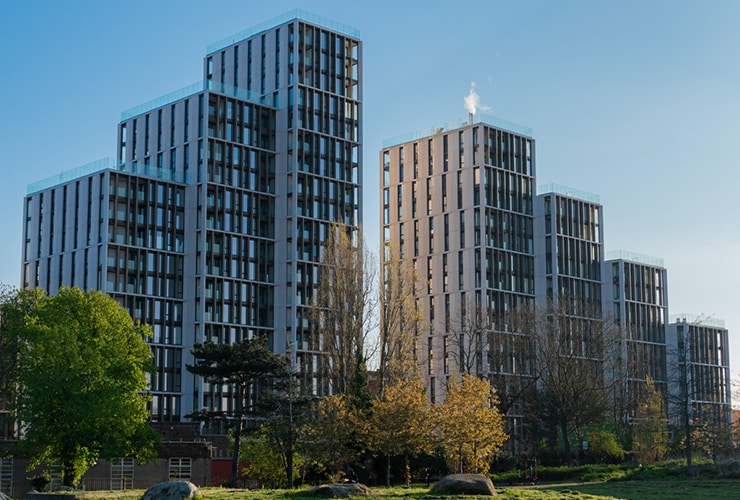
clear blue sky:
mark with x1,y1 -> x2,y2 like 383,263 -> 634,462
1,1 -> 738,384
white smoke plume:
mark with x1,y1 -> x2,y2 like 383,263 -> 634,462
464,82 -> 490,115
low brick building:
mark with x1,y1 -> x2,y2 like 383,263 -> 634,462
1,423 -> 218,498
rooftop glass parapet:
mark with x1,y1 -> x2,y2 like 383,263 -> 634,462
207,9 -> 360,55
120,81 -> 274,121
27,158 -> 187,194
538,183 -> 600,204
670,313 -> 725,328
605,250 -> 664,268
477,113 -> 533,138
382,113 -> 532,148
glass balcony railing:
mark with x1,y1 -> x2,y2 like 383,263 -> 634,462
605,250 -> 664,268
382,113 -> 532,148
207,9 -> 360,54
27,158 -> 188,194
120,81 -> 274,121
670,313 -> 725,328
538,183 -> 600,204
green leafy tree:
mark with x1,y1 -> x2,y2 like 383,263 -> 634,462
257,367 -> 314,489
367,378 -> 432,486
7,287 -> 158,487
240,423 -> 305,488
436,374 -> 508,474
187,337 -> 289,488
0,284 -> 28,441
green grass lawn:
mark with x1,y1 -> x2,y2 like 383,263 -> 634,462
73,478 -> 740,500
78,484 -> 609,499
541,479 -> 740,500
73,460 -> 740,499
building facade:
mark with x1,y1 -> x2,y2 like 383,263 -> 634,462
534,184 -> 604,312
604,251 -> 669,419
381,115 -> 536,453
667,315 -> 732,429
21,10 -> 362,426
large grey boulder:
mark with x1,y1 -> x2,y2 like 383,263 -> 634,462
142,481 -> 199,500
431,473 -> 497,496
308,482 -> 373,497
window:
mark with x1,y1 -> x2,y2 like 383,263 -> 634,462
458,251 -> 464,289
170,104 -> 176,147
413,142 -> 419,179
441,174 -> 447,211
443,135 -> 449,171
144,114 -> 150,156
399,146 -> 405,182
0,458 -> 11,496
427,139 -> 433,175
428,217 -> 434,253
382,151 -> 390,186
397,185 -> 403,220
110,458 -> 134,490
169,458 -> 191,480
157,109 -> 163,150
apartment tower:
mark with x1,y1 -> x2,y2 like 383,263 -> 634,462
21,10 -> 362,424
381,115 -> 536,453
667,315 -> 732,428
604,251 -> 669,419
534,184 -> 604,317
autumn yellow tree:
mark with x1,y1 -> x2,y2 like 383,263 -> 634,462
632,376 -> 668,464
378,243 -> 424,396
312,223 -> 377,401
367,378 -> 432,486
297,394 -> 366,480
436,374 -> 508,474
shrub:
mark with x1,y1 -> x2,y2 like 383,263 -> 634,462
580,469 -> 628,482
29,472 -> 51,492
586,430 -> 625,464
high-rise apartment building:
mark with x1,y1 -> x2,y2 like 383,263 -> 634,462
381,115 -> 536,452
534,184 -> 604,314
667,315 -> 732,428
604,251 -> 669,417
21,10 -> 362,423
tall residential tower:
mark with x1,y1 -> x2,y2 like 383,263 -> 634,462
381,116 -> 536,453
667,315 -> 732,428
534,184 -> 604,313
605,251 -> 669,418
21,10 -> 362,424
